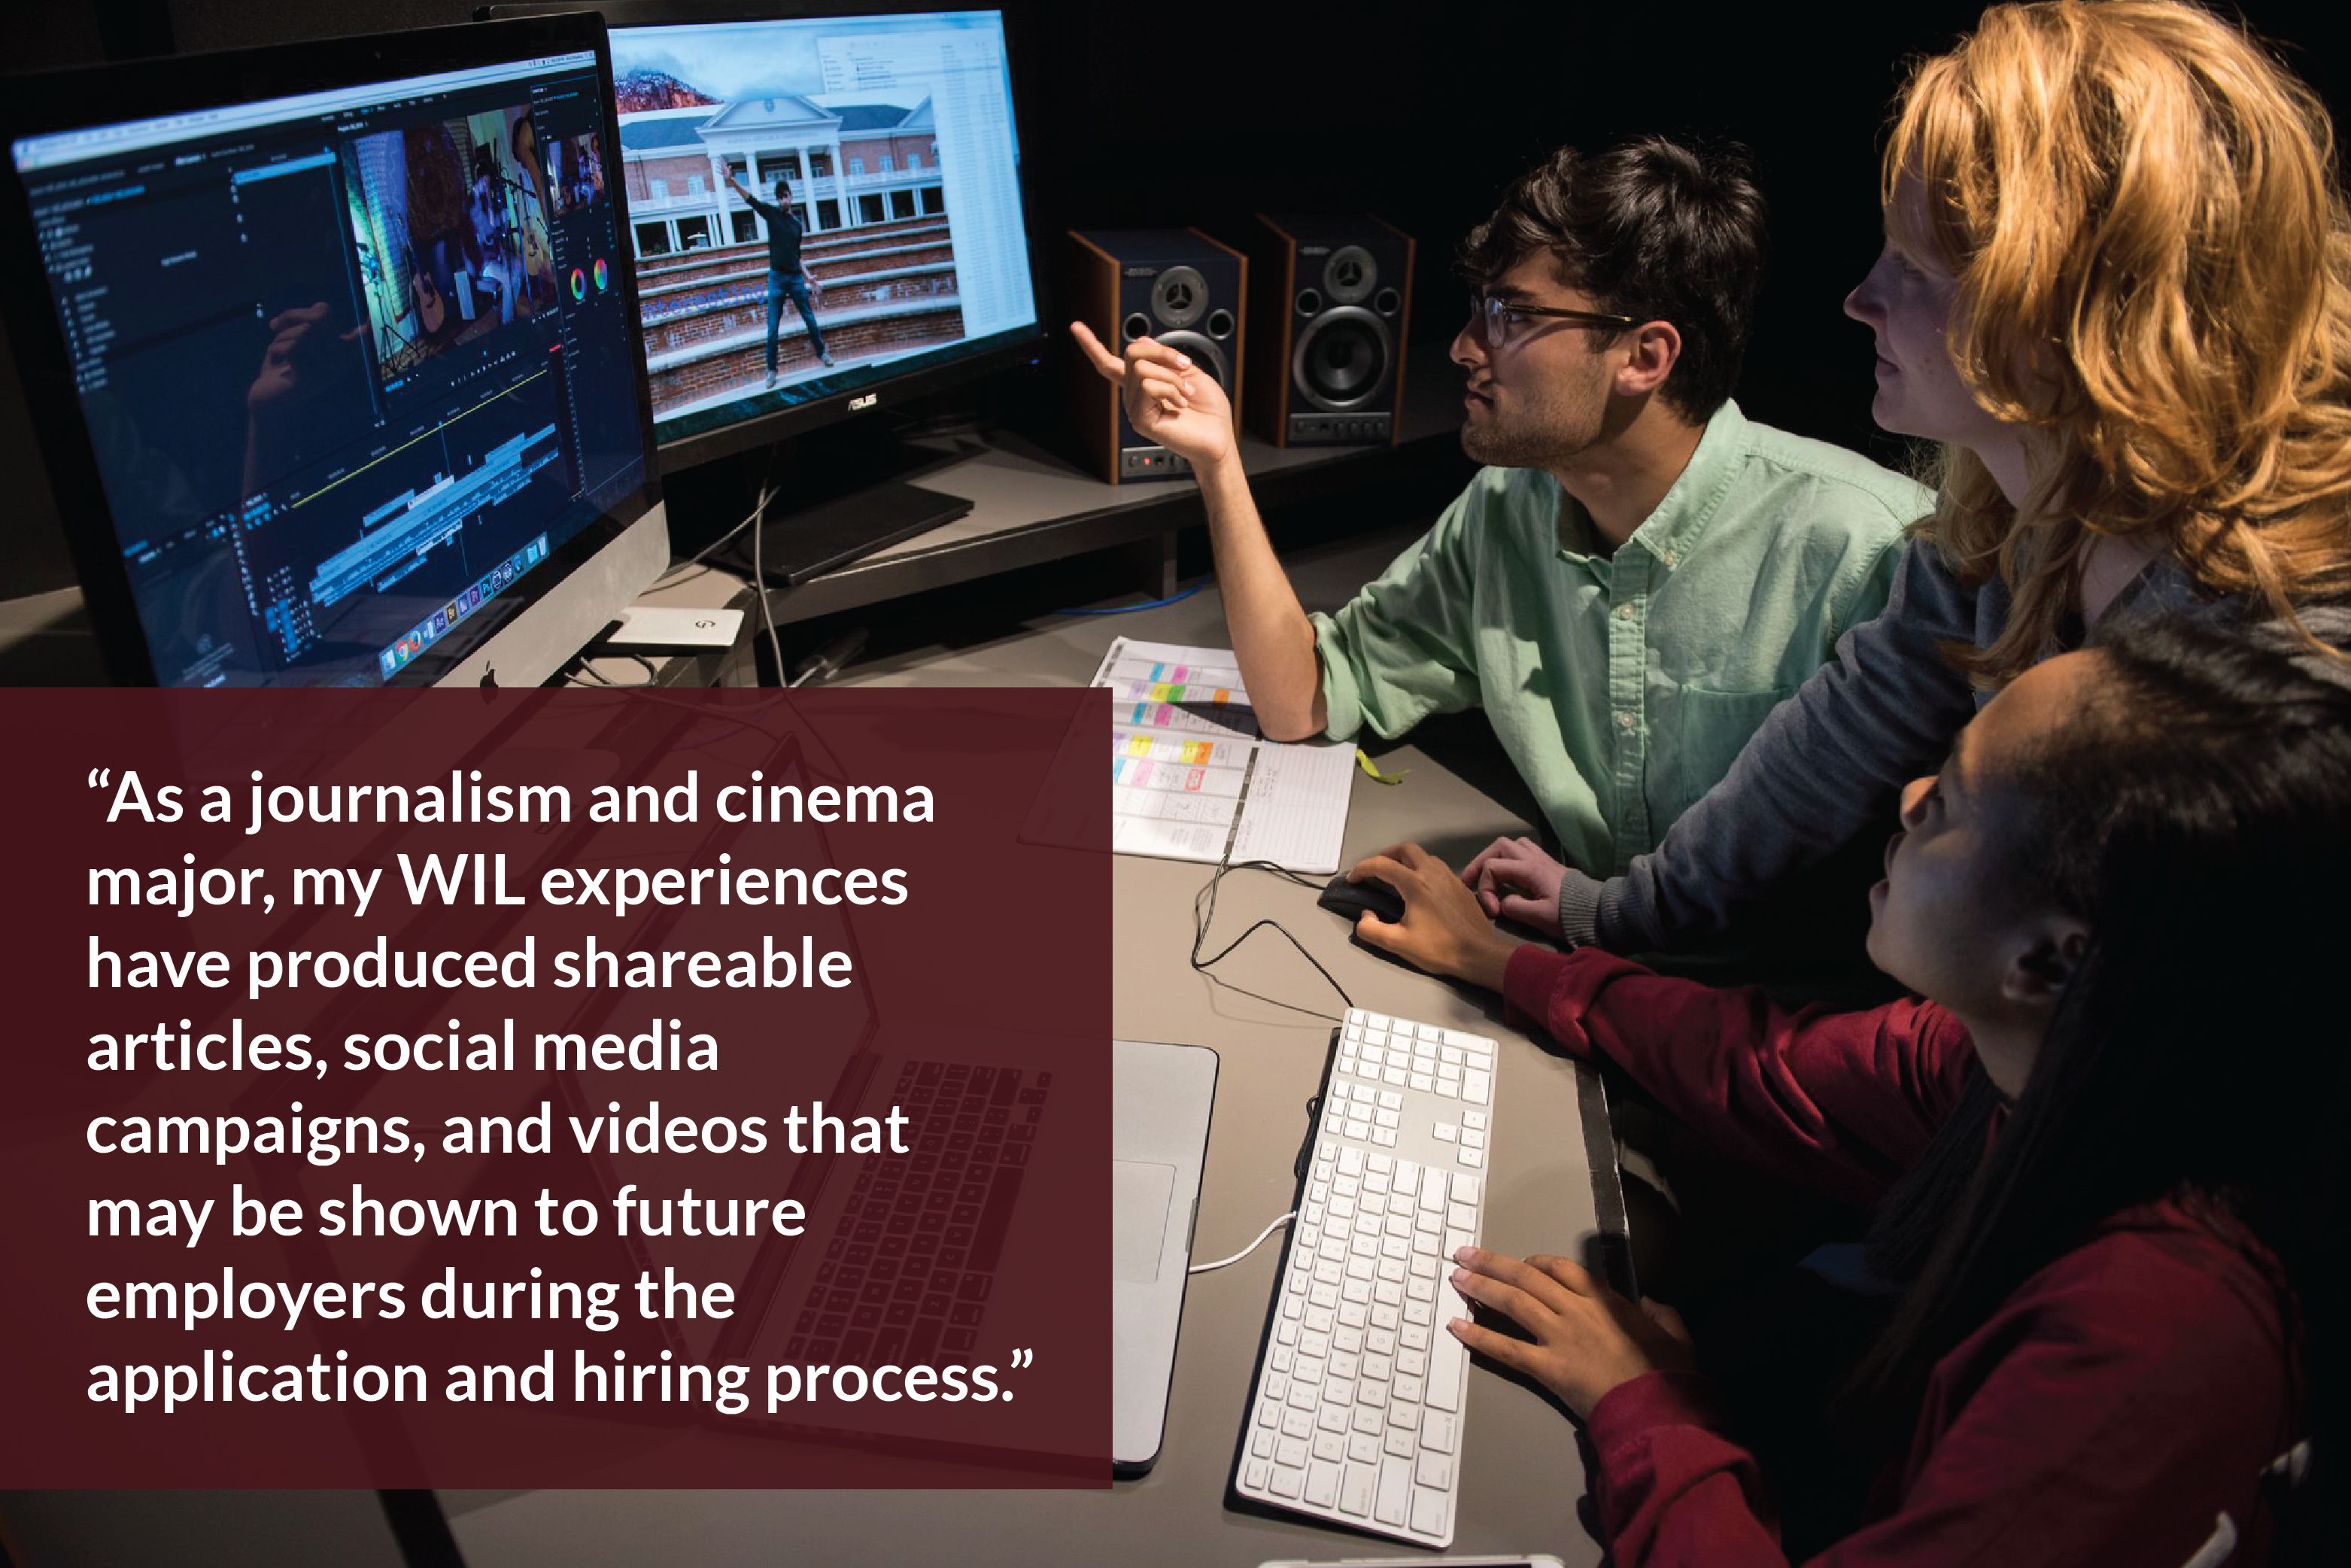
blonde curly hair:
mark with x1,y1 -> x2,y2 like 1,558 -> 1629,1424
1887,0 -> 2351,685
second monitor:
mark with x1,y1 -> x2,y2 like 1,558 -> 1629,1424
600,4 -> 1043,473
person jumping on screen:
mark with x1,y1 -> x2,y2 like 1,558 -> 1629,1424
724,165 -> 834,384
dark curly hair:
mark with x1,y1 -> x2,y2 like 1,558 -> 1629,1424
1456,133 -> 1768,419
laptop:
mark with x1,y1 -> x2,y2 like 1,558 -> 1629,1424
1111,1038 -> 1217,1474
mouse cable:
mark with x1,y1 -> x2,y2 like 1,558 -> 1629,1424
1190,853 -> 1352,1022
1188,1209 -> 1297,1275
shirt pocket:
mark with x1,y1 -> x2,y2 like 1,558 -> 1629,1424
1659,685 -> 1796,821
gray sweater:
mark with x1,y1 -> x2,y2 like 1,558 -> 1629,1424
1559,538 -> 2351,952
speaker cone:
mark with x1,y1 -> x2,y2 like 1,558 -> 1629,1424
1151,265 -> 1209,329
1323,245 -> 1376,304
1291,306 -> 1392,411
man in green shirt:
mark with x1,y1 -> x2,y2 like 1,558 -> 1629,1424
1074,135 -> 1928,883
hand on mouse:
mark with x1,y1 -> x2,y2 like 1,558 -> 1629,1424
1458,836 -> 1569,939
1347,843 -> 1523,993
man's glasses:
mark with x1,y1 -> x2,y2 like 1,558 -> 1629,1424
1468,293 -> 1642,351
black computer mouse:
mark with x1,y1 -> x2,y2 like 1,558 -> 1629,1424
1319,871 -> 1405,925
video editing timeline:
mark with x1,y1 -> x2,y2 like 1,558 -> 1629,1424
8,50 -> 645,686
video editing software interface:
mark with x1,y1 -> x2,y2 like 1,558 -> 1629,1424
10,50 -> 650,686
609,9 -> 1035,442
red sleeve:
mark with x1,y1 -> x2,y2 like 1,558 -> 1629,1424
1582,1223 -> 2298,1568
1501,945 -> 1973,1209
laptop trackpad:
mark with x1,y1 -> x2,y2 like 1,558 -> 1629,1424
1112,1159 -> 1177,1284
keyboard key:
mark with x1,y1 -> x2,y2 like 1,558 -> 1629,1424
1277,1436 -> 1308,1469
1305,1460 -> 1338,1507
1463,1070 -> 1491,1105
1348,1431 -> 1381,1465
1313,1429 -> 1344,1463
1460,1148 -> 1485,1168
1434,1123 -> 1457,1142
1416,1449 -> 1453,1488
1420,1409 -> 1457,1454
1244,1457 -> 1270,1491
1426,1327 -> 1465,1414
1463,1110 -> 1488,1131
1411,1485 -> 1450,1539
1374,1457 -> 1413,1526
1271,1463 -> 1304,1500
1340,1463 -> 1374,1516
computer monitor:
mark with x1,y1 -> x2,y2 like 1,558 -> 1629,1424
0,14 -> 668,688
489,2 -> 1043,477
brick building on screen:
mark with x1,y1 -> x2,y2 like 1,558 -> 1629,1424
618,94 -> 961,412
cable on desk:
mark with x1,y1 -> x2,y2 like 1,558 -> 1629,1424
1055,582 -> 1206,616
652,445 -> 781,587
1188,1209 -> 1297,1275
564,654 -> 658,688
1190,851 -> 1352,1023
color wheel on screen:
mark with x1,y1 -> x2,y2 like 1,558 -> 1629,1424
568,267 -> 587,301
592,257 -> 610,291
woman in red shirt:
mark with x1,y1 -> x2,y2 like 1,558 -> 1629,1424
1347,614 -> 2340,1565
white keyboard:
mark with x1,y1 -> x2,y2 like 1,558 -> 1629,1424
1232,1008 -> 1496,1548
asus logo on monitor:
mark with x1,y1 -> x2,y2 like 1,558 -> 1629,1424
849,393 -> 878,411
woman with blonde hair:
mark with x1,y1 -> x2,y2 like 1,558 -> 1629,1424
1452,0 -> 2351,956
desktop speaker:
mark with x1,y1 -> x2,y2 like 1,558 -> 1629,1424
1062,228 -> 1247,483
1241,214 -> 1414,448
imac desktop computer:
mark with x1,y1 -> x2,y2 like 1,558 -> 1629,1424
0,14 -> 667,687
486,2 -> 1046,584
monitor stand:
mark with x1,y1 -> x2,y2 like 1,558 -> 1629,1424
732,477 -> 973,587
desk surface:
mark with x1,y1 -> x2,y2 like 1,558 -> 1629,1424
444,545 -> 1624,1566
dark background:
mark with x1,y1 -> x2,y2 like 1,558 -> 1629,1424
5,0 -> 2341,600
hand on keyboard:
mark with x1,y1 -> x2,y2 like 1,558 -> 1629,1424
1344,843 -> 1525,993
1442,1246 -> 1696,1421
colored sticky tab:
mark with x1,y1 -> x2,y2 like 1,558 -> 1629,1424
1355,748 -> 1409,785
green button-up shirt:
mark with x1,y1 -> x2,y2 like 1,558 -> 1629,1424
1311,400 -> 1929,874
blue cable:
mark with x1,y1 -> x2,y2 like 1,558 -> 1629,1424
1056,581 -> 1206,616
